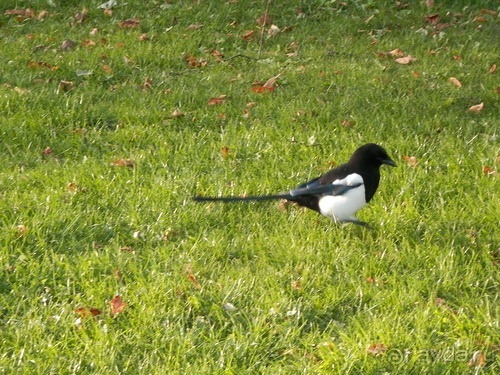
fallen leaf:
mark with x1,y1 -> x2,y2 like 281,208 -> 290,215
74,8 -> 88,24
110,295 -> 126,316
479,9 -> 497,16
489,64 -> 496,74
222,302 -> 238,312
119,18 -> 140,28
185,23 -> 203,31
102,65 -> 113,74
242,30 -> 256,41
16,225 -> 28,237
367,343 -> 388,356
169,109 -> 184,118
268,24 -> 281,37
104,8 -> 113,17
184,53 -> 208,68
468,102 -> 484,113
263,73 -> 281,89
395,55 -> 416,65
112,159 -> 135,168
42,146 -> 54,156
425,14 -> 439,24
119,247 -> 135,255
426,0 -> 434,7
388,48 -> 405,57
403,156 -> 418,167
37,10 -> 49,20
141,77 -> 153,90
412,71 -> 420,78
449,77 -> 462,87
208,95 -> 227,105
188,273 -> 201,289
483,166 -> 495,175
256,12 -> 272,26
75,307 -> 101,318
67,182 -> 78,193
98,0 -> 117,9
221,146 -> 230,158
4,8 -> 35,18
453,55 -> 462,61
468,351 -> 486,367
341,120 -> 355,128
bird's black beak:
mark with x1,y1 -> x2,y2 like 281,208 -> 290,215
382,158 -> 397,167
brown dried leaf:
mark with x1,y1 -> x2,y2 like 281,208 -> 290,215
169,109 -> 184,118
75,307 -> 101,318
425,14 -> 439,24
16,225 -> 28,237
367,343 -> 388,356
112,159 -> 135,168
42,146 -> 54,156
37,10 -> 49,20
110,295 -> 126,316
256,12 -> 272,26
449,77 -> 462,87
139,33 -> 149,41
468,351 -> 486,367
395,55 -> 416,65
61,39 -> 76,51
403,156 -> 418,167
221,146 -> 230,158
208,95 -> 227,105
468,102 -> 484,113
242,30 -> 256,41
388,48 -> 405,57
483,166 -> 496,175
187,24 -> 204,30
489,64 -> 496,74
74,8 -> 88,24
119,18 -> 140,28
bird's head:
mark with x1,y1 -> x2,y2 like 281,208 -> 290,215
350,143 -> 397,168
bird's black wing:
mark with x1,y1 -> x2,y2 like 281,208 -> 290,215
289,178 -> 362,197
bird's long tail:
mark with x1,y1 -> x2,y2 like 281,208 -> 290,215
193,193 -> 291,202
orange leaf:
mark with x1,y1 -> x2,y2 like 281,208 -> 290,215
403,156 -> 418,167
188,273 -> 201,289
208,95 -> 227,105
242,30 -> 256,41
468,102 -> 484,113
483,166 -> 495,175
367,343 -> 388,356
449,77 -> 462,87
119,18 -> 140,28
395,55 -> 416,65
221,146 -> 230,158
112,159 -> 135,168
75,307 -> 102,318
468,351 -> 486,367
110,295 -> 126,316
102,65 -> 113,73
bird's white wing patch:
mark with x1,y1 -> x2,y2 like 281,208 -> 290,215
317,173 -> 366,223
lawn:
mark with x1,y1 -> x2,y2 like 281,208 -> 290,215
0,0 -> 498,373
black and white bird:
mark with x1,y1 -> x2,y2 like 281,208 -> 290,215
194,143 -> 396,226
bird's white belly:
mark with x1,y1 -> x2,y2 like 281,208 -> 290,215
318,174 -> 366,222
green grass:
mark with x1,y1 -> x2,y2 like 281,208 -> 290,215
0,0 -> 498,373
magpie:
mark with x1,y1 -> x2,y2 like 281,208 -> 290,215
194,143 -> 396,226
